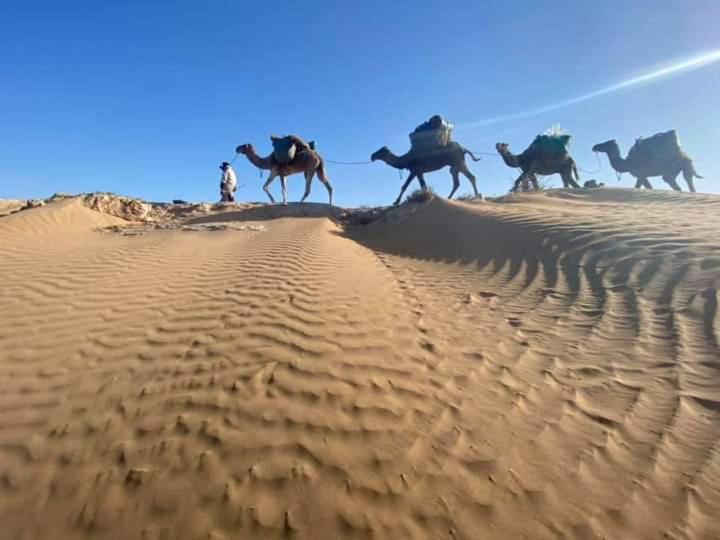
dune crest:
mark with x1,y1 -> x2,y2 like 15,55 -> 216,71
1,189 -> 719,539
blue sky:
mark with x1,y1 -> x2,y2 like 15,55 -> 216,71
1,0 -> 718,206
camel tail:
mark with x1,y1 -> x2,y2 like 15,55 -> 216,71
464,149 -> 482,162
682,156 -> 703,179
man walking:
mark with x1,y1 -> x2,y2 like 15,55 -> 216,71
219,162 -> 237,202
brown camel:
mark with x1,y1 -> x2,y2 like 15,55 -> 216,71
592,137 -> 701,192
235,142 -> 333,205
370,142 -> 481,205
496,142 -> 581,191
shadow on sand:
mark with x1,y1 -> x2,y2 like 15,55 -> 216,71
185,202 -> 343,224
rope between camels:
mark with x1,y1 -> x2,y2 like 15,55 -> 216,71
576,152 -> 603,175
468,151 -> 501,157
327,151 -> 500,165
324,159 -> 373,165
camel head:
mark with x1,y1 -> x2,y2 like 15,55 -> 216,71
371,146 -> 391,162
592,140 -> 617,153
236,143 -> 253,155
495,142 -> 510,154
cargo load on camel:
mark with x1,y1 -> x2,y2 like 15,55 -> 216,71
271,135 -> 317,164
271,136 -> 297,164
526,133 -> 572,159
627,129 -> 683,164
409,115 -> 454,155
520,125 -> 573,160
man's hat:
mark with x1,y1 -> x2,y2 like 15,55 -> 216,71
220,161 -> 230,170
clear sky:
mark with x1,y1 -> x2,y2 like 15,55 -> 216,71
1,0 -> 718,206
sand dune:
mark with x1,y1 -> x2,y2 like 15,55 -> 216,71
1,189 -> 719,539
0,200 -> 28,217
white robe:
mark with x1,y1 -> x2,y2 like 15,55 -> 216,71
220,167 -> 237,200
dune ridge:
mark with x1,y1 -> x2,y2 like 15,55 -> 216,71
1,189 -> 719,539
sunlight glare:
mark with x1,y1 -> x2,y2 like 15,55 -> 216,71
460,49 -> 720,129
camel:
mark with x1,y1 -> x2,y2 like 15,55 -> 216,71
235,142 -> 333,205
370,142 -> 481,205
496,142 -> 581,191
592,138 -> 701,192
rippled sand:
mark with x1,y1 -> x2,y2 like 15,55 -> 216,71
1,189 -> 719,539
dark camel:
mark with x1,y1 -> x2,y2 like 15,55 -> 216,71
592,139 -> 701,192
496,142 -> 581,191
235,142 -> 333,205
370,143 -> 481,205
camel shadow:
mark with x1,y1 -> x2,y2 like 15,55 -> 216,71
185,202 -> 342,224
333,197 -> 640,304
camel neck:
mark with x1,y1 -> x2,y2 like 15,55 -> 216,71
499,150 -> 519,168
604,144 -> 630,173
244,150 -> 271,170
385,150 -> 411,169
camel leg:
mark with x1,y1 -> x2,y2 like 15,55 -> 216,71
511,174 -> 524,192
572,163 -> 581,189
280,176 -> 288,204
417,173 -> 428,191
448,168 -> 461,200
512,171 -> 535,192
394,173 -> 416,205
300,169 -> 313,204
460,166 -> 480,197
682,163 -> 697,193
560,170 -> 574,189
319,179 -> 333,206
315,164 -> 333,205
663,173 -> 682,192
636,177 -> 653,189
518,173 -> 539,191
263,173 -> 277,204
563,167 -> 580,189
634,177 -> 653,189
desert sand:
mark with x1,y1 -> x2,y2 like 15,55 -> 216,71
1,189 -> 719,539
0,200 -> 26,218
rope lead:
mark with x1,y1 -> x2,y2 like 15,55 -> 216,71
576,152 -> 603,175
324,159 -> 373,165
